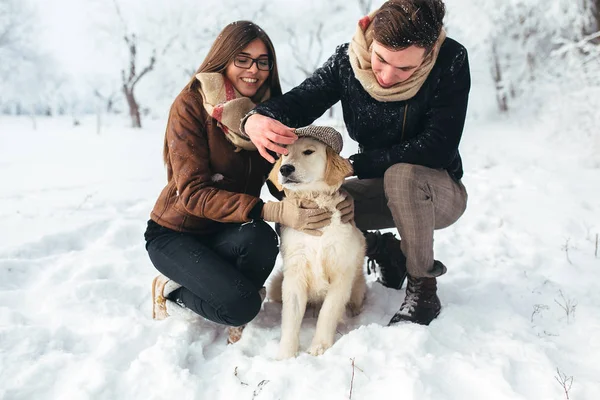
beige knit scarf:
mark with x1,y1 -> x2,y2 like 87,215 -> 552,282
348,13 -> 446,102
195,72 -> 270,151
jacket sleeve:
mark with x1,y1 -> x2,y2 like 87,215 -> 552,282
266,179 -> 285,200
352,48 -> 471,179
252,46 -> 344,128
167,93 -> 261,222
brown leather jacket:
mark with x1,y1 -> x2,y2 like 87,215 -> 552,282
150,90 -> 274,234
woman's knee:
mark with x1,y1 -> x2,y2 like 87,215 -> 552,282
221,292 -> 262,326
146,233 -> 186,279
238,220 -> 279,258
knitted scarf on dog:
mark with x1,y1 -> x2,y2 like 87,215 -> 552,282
348,13 -> 446,102
195,72 -> 270,151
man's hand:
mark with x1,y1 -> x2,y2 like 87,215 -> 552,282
244,114 -> 297,163
262,198 -> 332,236
336,189 -> 355,224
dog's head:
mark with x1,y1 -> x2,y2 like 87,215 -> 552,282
269,137 -> 353,193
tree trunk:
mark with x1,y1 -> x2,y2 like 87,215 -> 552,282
120,32 -> 156,129
123,87 -> 141,128
491,42 -> 508,112
592,0 -> 600,42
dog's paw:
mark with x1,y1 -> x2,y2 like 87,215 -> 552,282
277,345 -> 297,360
307,341 -> 331,356
346,303 -> 363,317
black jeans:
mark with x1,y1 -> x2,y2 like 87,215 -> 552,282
145,220 -> 278,326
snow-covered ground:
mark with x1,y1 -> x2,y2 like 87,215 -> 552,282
1,113 -> 599,400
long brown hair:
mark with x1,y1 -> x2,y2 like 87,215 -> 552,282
163,21 -> 282,164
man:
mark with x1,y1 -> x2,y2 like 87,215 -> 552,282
241,0 -> 470,326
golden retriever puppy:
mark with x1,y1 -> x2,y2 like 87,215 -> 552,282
268,126 -> 367,359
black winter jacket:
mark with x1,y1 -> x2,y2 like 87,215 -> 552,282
253,37 -> 470,181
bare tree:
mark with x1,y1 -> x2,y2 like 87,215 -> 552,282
121,33 -> 156,128
175,17 -> 230,78
110,0 -> 154,128
0,0 -> 30,52
110,0 -> 177,128
586,0 -> 600,40
285,22 -> 342,117
480,0 -> 558,112
286,22 -> 325,78
482,0 -> 600,113
0,0 -> 38,114
554,368 -> 574,400
94,88 -> 120,114
92,83 -> 122,135
554,290 -> 577,324
490,42 -> 508,112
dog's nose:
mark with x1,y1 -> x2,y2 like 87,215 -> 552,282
280,164 -> 295,177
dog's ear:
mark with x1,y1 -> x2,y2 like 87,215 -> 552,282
324,147 -> 353,186
268,157 -> 284,192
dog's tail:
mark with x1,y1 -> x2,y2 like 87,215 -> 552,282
267,269 -> 284,303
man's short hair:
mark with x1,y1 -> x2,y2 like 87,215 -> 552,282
372,0 -> 445,55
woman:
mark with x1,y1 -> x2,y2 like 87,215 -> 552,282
144,21 -> 350,343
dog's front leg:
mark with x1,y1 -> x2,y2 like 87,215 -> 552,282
347,270 -> 367,317
277,268 -> 308,360
308,280 -> 352,356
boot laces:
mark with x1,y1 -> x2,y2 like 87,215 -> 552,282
399,279 -> 422,315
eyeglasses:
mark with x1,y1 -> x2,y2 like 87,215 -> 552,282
233,55 -> 273,71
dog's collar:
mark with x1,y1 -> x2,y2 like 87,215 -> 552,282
283,187 -> 342,200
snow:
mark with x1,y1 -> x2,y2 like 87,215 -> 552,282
2,1 -> 600,397
1,111 -> 599,399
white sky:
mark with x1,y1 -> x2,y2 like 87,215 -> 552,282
34,0 -> 117,76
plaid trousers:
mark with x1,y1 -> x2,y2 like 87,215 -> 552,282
342,163 -> 468,278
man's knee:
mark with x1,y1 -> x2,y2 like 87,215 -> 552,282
384,163 -> 428,196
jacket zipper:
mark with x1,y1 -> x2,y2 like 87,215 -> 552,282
400,103 -> 408,142
243,155 -> 252,194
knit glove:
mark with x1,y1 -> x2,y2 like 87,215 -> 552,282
262,198 -> 332,236
336,189 -> 355,224
349,153 -> 387,179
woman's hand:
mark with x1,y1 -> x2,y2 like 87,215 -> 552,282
262,198 -> 332,236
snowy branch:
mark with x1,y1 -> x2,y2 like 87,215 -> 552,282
554,368 -> 574,400
553,30 -> 600,55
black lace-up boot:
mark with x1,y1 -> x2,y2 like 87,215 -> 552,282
388,268 -> 443,326
364,231 -> 408,290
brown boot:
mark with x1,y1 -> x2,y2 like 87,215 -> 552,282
227,287 -> 267,344
388,266 -> 443,326
151,274 -> 181,320
227,325 -> 245,345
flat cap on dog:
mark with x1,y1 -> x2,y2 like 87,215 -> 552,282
294,125 -> 343,154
